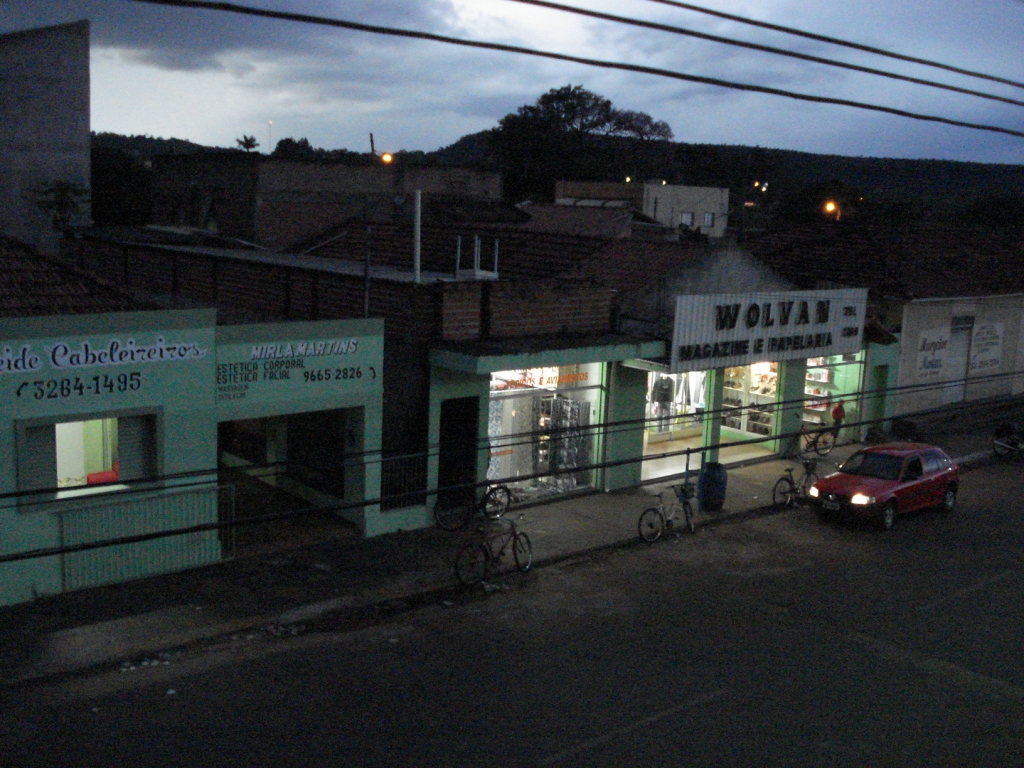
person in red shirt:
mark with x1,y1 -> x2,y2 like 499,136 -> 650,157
831,400 -> 846,440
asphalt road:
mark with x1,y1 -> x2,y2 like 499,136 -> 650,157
3,461 -> 1023,767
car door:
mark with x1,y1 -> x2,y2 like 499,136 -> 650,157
921,451 -> 945,506
898,456 -> 926,511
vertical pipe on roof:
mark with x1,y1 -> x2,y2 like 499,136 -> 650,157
455,235 -> 461,276
474,235 -> 481,271
414,189 -> 422,284
493,239 -> 499,274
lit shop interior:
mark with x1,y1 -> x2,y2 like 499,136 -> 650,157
487,363 -> 605,501
55,417 -> 122,495
642,352 -> 864,480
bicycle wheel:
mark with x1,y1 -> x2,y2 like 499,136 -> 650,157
813,430 -> 836,456
455,543 -> 490,584
434,491 -> 473,532
513,532 -> 533,571
482,485 -> 512,519
638,507 -> 666,543
683,500 -> 695,533
772,476 -> 798,510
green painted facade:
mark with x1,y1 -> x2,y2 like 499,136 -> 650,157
0,309 -> 218,606
0,312 -> 386,606
215,319 -> 384,534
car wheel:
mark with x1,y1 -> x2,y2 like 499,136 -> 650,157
941,485 -> 957,513
879,501 -> 897,531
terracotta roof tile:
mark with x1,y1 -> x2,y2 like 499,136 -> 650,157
744,222 -> 1024,299
0,236 -> 160,319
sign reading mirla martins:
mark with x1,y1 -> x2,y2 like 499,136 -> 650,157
670,289 -> 868,373
215,336 -> 378,404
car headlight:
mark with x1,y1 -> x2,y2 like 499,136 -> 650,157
808,486 -> 819,498
850,493 -> 875,506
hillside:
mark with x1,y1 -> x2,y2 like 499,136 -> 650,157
430,131 -> 1024,213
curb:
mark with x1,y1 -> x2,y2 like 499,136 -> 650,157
3,450 -> 995,688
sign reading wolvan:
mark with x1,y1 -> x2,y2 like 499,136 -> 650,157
670,289 -> 868,373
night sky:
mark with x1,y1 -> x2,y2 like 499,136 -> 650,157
4,0 -> 1024,163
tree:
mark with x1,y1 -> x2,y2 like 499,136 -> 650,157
236,135 -> 259,152
611,110 -> 674,142
272,137 -> 315,160
29,179 -> 90,232
488,85 -> 674,201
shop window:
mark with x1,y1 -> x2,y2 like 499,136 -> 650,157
723,362 -> 777,437
805,353 -> 865,436
703,212 -> 715,228
17,415 -> 157,498
488,364 -> 605,501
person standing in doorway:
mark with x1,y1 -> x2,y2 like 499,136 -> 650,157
831,400 -> 846,441
653,375 -> 674,432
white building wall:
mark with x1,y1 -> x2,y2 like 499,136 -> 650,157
894,294 -> 1024,415
0,21 -> 90,255
643,184 -> 730,238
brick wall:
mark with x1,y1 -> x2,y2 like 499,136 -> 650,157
488,280 -> 612,337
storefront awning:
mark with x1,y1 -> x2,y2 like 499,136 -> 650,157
431,334 -> 666,374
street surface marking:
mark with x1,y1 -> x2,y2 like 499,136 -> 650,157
915,568 -> 1015,613
538,689 -> 726,765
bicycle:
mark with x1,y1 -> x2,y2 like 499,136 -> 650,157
454,517 -> 533,585
638,481 -> 696,543
799,422 -> 835,457
772,457 -> 819,510
434,483 -> 512,532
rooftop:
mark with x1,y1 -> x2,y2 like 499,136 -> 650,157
0,236 -> 160,319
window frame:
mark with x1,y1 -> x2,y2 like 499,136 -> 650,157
14,407 -> 162,506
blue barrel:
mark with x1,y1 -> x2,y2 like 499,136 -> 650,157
698,462 -> 727,513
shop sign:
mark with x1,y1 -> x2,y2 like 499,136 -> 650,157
493,367 -> 589,391
3,333 -> 211,407
916,327 -> 950,380
670,289 -> 867,373
969,323 -> 1002,374
216,336 -> 378,404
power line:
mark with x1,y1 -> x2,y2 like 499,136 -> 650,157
639,0 -> 1024,91
127,0 -> 1024,140
504,0 -> 1024,109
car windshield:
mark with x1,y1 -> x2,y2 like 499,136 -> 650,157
840,452 -> 903,480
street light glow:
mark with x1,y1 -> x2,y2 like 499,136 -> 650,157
381,152 -> 393,164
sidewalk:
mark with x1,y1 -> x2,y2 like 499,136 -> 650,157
0,424 -> 998,687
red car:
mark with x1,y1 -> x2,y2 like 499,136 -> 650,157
809,443 -> 959,530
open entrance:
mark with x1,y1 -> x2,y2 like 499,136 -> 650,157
437,397 -> 480,508
217,407 -> 363,555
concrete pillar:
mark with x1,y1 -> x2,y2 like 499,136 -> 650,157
775,359 -> 807,456
701,367 -> 725,462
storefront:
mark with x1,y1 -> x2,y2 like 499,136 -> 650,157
422,336 -> 665,527
1,312 -> 385,607
643,289 -> 869,476
488,363 -> 605,501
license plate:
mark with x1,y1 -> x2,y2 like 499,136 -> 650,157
823,501 -> 840,510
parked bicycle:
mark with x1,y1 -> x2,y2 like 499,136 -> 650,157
993,423 -> 1023,459
772,457 -> 819,510
799,422 -> 835,456
638,480 -> 696,543
434,483 -> 512,532
454,517 -> 533,585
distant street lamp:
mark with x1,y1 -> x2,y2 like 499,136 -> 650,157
380,152 -> 393,164
268,120 -> 273,152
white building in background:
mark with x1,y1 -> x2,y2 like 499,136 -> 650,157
643,184 -> 730,238
0,20 -> 91,255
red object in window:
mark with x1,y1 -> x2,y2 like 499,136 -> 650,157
86,460 -> 119,485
